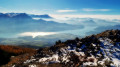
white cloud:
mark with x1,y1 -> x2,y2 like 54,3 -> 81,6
57,10 -> 77,13
82,8 -> 111,11
18,32 -> 57,38
50,14 -> 120,20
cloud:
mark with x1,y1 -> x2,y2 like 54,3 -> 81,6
18,32 -> 57,38
82,8 -> 111,11
50,14 -> 120,20
57,10 -> 77,13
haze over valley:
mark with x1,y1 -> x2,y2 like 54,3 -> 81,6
0,0 -> 120,67
0,13 -> 120,47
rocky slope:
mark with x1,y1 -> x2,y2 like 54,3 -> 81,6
6,30 -> 120,67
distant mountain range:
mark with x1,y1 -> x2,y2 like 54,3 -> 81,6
0,13 -> 84,36
61,18 -> 119,26
0,13 -> 32,19
0,12 -> 83,48
0,13 -> 52,18
30,14 -> 52,18
86,25 -> 120,36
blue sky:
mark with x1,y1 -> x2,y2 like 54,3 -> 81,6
0,0 -> 120,15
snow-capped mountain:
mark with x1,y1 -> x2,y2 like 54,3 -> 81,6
0,13 -> 31,18
0,13 -> 52,19
11,29 -> 120,67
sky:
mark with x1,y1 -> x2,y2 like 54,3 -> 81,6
0,0 -> 120,38
0,0 -> 120,18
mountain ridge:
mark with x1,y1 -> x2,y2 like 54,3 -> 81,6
30,14 -> 52,18
4,29 -> 119,67
0,12 -> 84,36
0,13 -> 52,19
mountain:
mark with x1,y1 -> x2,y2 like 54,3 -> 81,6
0,13 -> 10,19
3,29 -> 119,67
86,25 -> 120,36
0,13 -> 52,18
65,18 -> 96,25
12,13 -> 32,20
0,30 -> 120,67
0,13 -> 84,38
0,13 -> 32,19
30,14 -> 52,18
55,18 -> 119,27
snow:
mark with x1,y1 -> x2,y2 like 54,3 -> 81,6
83,62 -> 97,66
37,37 -> 120,66
62,56 -> 70,63
24,59 -> 36,64
29,65 -> 37,67
99,38 -> 120,67
39,54 -> 60,63
23,37 -> 120,67
92,43 -> 96,47
37,43 -> 86,64
99,38 -> 112,46
12,65 -> 15,67
112,58 -> 120,67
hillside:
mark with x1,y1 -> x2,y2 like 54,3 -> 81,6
0,29 -> 120,67
0,45 -> 36,67
3,29 -> 118,67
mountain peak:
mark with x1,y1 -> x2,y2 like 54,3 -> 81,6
30,14 -> 52,18
0,13 -> 9,18
12,13 -> 32,19
0,13 -> 32,19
